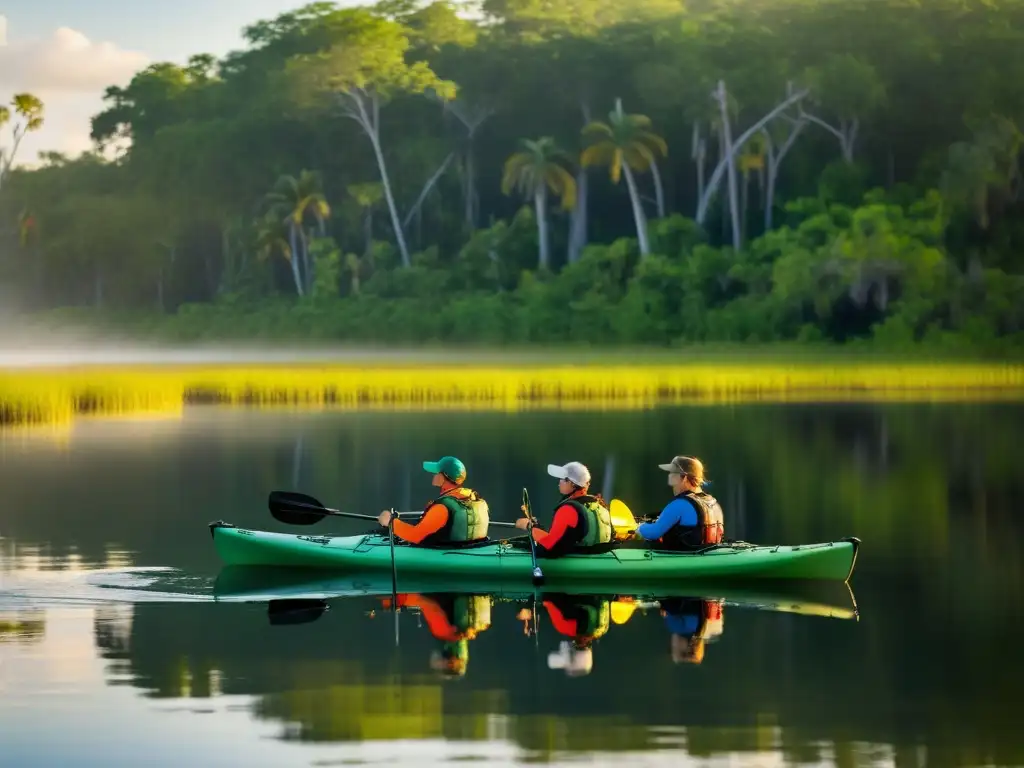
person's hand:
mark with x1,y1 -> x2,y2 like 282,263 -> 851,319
378,510 -> 392,527
515,517 -> 534,530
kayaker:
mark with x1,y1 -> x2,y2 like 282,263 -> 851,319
659,596 -> 725,664
514,462 -> 613,557
378,456 -> 490,545
635,456 -> 725,550
380,592 -> 492,677
543,593 -> 611,677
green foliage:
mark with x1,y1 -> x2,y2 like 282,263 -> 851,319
1,0 -> 1023,352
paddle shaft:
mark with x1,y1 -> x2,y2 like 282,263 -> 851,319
388,510 -> 399,646
522,488 -> 544,585
280,497 -> 519,528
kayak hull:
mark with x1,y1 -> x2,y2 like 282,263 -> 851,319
209,522 -> 860,583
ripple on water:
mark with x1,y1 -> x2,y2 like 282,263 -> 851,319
0,566 -> 216,610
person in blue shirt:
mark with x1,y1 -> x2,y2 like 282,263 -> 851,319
635,456 -> 725,550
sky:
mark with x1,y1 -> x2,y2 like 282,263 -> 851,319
0,1 -> 362,165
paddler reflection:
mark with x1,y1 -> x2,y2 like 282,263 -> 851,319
539,594 -> 612,677
379,593 -> 491,678
659,596 -> 724,664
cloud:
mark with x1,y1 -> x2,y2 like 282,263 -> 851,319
0,16 -> 150,164
0,18 -> 149,94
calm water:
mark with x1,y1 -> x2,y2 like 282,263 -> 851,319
1,404 -> 1023,767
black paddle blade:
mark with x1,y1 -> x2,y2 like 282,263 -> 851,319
267,598 -> 329,626
268,490 -> 328,525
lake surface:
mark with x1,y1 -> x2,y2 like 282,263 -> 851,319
2,404 -> 1022,767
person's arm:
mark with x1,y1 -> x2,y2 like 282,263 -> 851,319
542,600 -> 578,636
533,505 -> 578,549
392,504 -> 448,544
636,499 -> 697,540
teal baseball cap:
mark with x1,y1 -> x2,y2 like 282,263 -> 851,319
422,456 -> 467,483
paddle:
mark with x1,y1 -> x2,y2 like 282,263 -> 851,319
522,487 -> 544,585
267,598 -> 329,626
387,508 -> 399,646
609,498 -> 639,539
268,490 -> 521,530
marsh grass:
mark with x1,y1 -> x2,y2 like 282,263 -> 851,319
1,359 -> 1023,426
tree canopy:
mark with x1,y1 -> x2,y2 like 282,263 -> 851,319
3,0 -> 1024,349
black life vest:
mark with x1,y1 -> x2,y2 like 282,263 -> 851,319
659,490 -> 725,550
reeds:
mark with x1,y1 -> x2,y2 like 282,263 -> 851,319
1,360 -> 1022,426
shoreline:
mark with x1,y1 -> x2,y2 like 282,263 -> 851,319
2,359 -> 1022,427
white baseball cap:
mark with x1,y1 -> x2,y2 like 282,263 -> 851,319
547,640 -> 594,676
547,461 -> 591,487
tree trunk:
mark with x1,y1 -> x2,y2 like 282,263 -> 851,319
364,208 -> 373,258
350,91 -> 412,268
692,122 -> 706,205
568,168 -> 589,264
622,164 -> 650,257
300,227 -> 313,296
567,102 -> 592,264
287,222 -> 304,296
762,120 -> 806,231
741,170 -> 750,244
650,160 -> 666,218
696,88 -> 809,224
464,144 -> 475,229
402,150 -> 456,230
716,80 -> 743,251
535,187 -> 550,271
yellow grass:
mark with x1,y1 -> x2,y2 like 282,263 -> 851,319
1,360 -> 1023,426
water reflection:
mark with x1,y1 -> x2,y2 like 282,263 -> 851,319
2,403 -> 1024,766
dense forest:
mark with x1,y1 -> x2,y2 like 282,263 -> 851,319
2,0 -> 1023,348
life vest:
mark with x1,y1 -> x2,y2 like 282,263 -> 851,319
560,494 -> 613,549
662,598 -> 724,640
659,490 -> 724,550
384,593 -> 492,643
545,595 -> 611,643
418,486 -> 490,545
431,593 -> 492,641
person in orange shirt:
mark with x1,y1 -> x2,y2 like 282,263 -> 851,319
378,456 -> 490,546
514,462 -> 612,557
380,592 -> 492,677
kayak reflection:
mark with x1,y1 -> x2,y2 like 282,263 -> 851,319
214,565 -> 857,683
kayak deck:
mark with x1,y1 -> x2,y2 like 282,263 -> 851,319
209,522 -> 860,583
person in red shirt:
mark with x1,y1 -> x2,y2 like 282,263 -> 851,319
514,462 -> 613,557
378,456 -> 490,545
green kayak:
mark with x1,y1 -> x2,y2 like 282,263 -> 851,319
209,522 -> 860,583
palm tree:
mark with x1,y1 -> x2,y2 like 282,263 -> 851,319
581,99 -> 667,257
254,213 -> 299,295
264,170 -> 330,296
347,182 -> 384,259
0,93 -> 45,193
501,137 -> 577,271
738,133 -> 767,242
